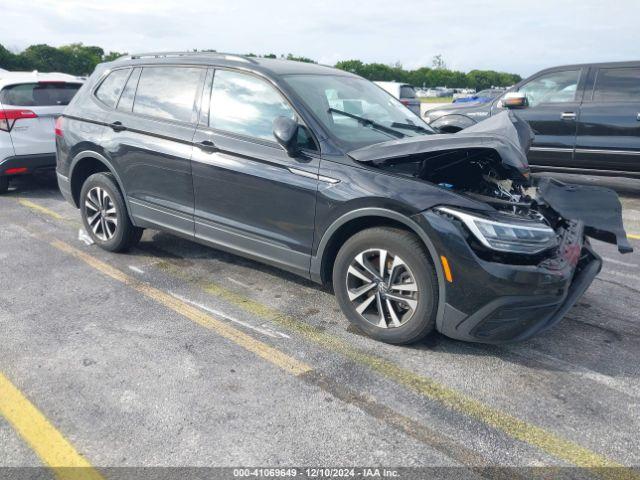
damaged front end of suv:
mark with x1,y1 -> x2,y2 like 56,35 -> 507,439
347,111 -> 632,343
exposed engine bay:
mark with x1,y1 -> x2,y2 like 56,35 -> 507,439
370,147 -> 545,216
348,111 -> 633,258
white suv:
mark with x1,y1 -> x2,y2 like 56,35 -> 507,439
0,71 -> 83,193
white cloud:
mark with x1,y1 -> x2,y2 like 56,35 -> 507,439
2,0 -> 639,76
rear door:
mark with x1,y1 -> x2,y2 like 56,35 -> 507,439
0,81 -> 82,156
512,68 -> 585,168
191,68 -> 320,276
100,65 -> 206,236
575,65 -> 640,173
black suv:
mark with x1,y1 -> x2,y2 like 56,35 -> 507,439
56,52 -> 631,345
424,61 -> 640,178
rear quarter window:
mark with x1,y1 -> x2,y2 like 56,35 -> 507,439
0,82 -> 82,106
95,69 -> 131,108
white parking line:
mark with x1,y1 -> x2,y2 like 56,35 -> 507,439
603,257 -> 638,269
227,277 -> 253,289
603,269 -> 638,280
510,347 -> 640,399
169,292 -> 290,339
128,265 -> 145,274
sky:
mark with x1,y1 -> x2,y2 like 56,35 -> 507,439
2,0 -> 639,77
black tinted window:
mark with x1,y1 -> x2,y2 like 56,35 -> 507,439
210,70 -> 295,140
134,67 -> 204,123
593,67 -> 640,102
1,82 -> 82,106
95,69 -> 130,108
399,86 -> 416,99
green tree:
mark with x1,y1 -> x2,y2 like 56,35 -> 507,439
432,54 -> 447,70
285,53 -> 315,63
103,51 -> 126,62
58,43 -> 104,75
20,44 -> 69,72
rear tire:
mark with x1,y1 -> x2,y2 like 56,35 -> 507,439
80,172 -> 143,252
333,227 -> 438,345
0,176 -> 9,194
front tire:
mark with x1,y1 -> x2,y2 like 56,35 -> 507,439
80,172 -> 143,252
333,227 -> 438,345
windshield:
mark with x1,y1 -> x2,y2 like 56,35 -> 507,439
283,74 -> 434,150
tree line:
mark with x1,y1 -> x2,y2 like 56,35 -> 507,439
0,43 -> 521,90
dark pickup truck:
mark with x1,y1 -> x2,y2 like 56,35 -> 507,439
423,61 -> 640,178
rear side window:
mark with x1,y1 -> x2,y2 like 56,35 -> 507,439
593,67 -> 640,102
399,85 -> 416,99
0,82 -> 82,106
95,69 -> 130,108
210,69 -> 295,140
133,67 -> 204,123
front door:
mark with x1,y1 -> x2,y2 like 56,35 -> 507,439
575,65 -> 640,173
191,68 -> 320,277
512,68 -> 585,168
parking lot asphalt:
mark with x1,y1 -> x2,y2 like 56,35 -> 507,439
1,174 -> 639,476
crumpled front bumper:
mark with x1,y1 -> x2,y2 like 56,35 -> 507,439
416,210 -> 602,344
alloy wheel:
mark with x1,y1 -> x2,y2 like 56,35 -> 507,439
85,186 -> 118,241
346,248 -> 419,328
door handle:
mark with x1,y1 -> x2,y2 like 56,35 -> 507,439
197,140 -> 218,153
109,121 -> 127,132
560,112 -> 576,120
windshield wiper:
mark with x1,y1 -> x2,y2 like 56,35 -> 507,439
390,122 -> 432,134
328,108 -> 405,139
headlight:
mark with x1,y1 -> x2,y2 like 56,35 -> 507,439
436,207 -> 558,254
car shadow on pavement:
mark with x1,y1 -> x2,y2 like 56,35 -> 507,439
2,172 -> 63,200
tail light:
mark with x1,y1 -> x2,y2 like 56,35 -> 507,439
0,109 -> 38,132
400,99 -> 410,106
54,116 -> 64,137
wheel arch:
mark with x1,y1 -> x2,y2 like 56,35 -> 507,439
311,208 -> 446,326
68,150 -> 136,224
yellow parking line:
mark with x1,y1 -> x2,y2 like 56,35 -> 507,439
0,372 -> 103,480
50,240 -> 311,376
18,198 -> 66,221
628,234 -> 640,240
155,261 -> 636,476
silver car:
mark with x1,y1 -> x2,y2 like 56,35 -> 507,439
0,71 -> 83,193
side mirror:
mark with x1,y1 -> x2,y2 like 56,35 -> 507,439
273,116 -> 299,156
501,92 -> 528,109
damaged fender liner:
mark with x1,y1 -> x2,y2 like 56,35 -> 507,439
537,177 -> 633,254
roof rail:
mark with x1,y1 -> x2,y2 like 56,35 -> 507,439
116,51 -> 258,64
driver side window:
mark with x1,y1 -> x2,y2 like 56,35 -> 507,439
210,69 -> 315,151
518,69 -> 581,107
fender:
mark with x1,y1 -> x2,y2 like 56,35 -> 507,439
69,150 -> 137,225
310,207 -> 446,328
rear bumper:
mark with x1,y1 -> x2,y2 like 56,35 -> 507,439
0,154 -> 56,176
56,171 -> 74,205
